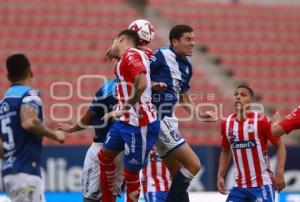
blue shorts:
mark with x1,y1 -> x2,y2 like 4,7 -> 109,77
104,120 -> 160,171
144,191 -> 168,202
227,185 -> 275,202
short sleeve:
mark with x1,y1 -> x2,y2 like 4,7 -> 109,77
126,51 -> 146,78
150,49 -> 163,74
21,89 -> 42,113
89,89 -> 105,118
279,107 -> 300,134
221,120 -> 230,149
260,115 -> 280,144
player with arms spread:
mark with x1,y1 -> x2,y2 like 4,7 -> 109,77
99,29 -> 160,202
217,85 -> 286,202
0,54 -> 65,202
150,24 -> 216,202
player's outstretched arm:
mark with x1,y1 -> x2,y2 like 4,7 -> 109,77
20,105 -> 65,143
59,110 -> 95,133
273,139 -> 286,192
180,92 -> 217,121
217,147 -> 231,195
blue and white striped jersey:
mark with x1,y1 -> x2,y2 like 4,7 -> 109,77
150,47 -> 193,118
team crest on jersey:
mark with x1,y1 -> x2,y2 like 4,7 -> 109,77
0,102 -> 9,114
247,124 -> 255,133
228,129 -> 236,140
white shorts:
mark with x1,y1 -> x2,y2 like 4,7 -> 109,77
82,142 -> 124,200
3,173 -> 45,202
155,116 -> 186,158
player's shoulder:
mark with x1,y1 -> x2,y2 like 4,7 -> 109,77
126,48 -> 145,57
4,84 -> 35,98
254,111 -> 270,124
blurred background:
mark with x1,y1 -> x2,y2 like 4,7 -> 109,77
0,0 -> 299,201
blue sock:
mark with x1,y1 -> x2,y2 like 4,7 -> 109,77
166,168 -> 193,202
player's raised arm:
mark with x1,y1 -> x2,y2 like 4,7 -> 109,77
20,104 -> 65,143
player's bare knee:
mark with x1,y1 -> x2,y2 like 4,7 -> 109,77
184,159 -> 201,176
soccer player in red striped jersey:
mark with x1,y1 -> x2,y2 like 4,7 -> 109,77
141,146 -> 171,202
99,30 -> 160,202
271,106 -> 300,136
217,85 -> 286,202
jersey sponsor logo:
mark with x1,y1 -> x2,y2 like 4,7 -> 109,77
128,158 -> 140,165
231,140 -> 256,149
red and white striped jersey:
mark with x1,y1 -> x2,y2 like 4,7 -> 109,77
141,147 -> 171,192
221,111 -> 280,188
115,48 -> 156,126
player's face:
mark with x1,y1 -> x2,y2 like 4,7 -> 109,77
109,37 -> 122,58
234,88 -> 253,111
172,32 -> 195,56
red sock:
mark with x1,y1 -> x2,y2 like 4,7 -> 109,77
124,168 -> 141,202
98,150 -> 116,202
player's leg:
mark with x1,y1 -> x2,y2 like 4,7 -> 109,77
226,187 -> 249,202
3,173 -> 45,202
99,121 -> 124,202
122,120 -> 160,202
156,117 -> 200,202
249,184 -> 275,202
82,142 -> 102,202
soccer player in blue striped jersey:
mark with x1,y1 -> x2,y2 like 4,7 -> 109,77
0,54 -> 65,202
150,25 -> 216,202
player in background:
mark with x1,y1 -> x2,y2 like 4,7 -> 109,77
141,146 -> 171,202
0,54 -> 65,202
271,106 -> 300,136
99,29 -> 160,202
59,80 -> 124,202
150,24 -> 216,202
217,85 -> 286,202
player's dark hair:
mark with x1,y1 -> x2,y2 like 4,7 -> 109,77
117,29 -> 140,47
237,84 -> 254,98
6,53 -> 31,83
169,24 -> 194,46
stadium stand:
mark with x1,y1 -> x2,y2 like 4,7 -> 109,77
148,0 -> 300,142
1,0 -> 299,145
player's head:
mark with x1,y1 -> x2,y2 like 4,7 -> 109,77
6,53 -> 33,83
169,24 -> 195,57
234,85 -> 254,111
109,29 -> 140,58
